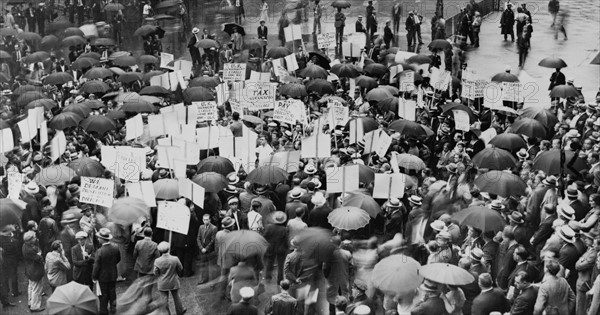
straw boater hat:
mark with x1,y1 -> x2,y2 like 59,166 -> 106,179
75,231 -> 88,239
542,175 -> 557,186
227,196 -> 239,205
255,186 -> 267,195
422,280 -> 439,292
558,225 -> 576,244
516,148 -> 529,160
239,287 -> 254,300
271,211 -> 287,225
430,220 -> 447,232
226,172 -> 240,185
24,181 -> 39,194
192,27 -> 200,34
289,188 -> 304,199
408,195 -> 422,206
436,231 -> 451,240
310,178 -> 322,189
224,185 -> 238,194
557,204 -> 576,221
566,185 -> 578,199
470,247 -> 484,261
304,164 -> 317,175
508,211 -> 525,224
387,198 -> 401,208
96,227 -> 113,240
489,200 -> 505,211
222,217 -> 235,229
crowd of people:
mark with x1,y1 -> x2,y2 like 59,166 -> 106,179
0,0 -> 599,315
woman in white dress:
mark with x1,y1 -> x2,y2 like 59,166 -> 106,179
259,0 -> 268,22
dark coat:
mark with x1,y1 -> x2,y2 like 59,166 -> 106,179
307,204 -> 333,230
227,301 -> 258,315
257,25 -> 268,39
500,9 -> 515,34
356,20 -> 366,33
531,215 -> 556,251
285,200 -> 308,220
264,224 -> 289,255
548,71 -> 565,90
569,199 -> 589,221
510,285 -> 538,315
71,243 -> 95,284
496,242 -> 518,290
410,296 -> 448,315
22,242 -> 45,281
197,223 -> 217,253
187,36 -> 201,61
471,288 -> 510,315
383,25 -> 393,43
92,242 -> 121,282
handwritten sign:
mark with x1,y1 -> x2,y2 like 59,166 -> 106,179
80,176 -> 114,207
223,63 -> 247,82
483,82 -> 503,108
7,172 -> 22,200
0,129 -> 14,153
114,147 -> 146,181
273,99 -> 297,124
347,32 -> 367,49
474,80 -> 489,98
317,32 -> 335,49
178,178 -> 205,208
230,100 -> 243,117
194,101 -> 218,121
453,110 -> 470,132
159,52 -> 174,69
327,100 -> 349,129
398,98 -> 417,121
430,68 -> 452,91
501,82 -> 521,102
238,82 -> 277,110
375,131 -> 392,157
157,201 -> 190,235
399,71 -> 415,92
284,24 -> 302,42
461,81 -> 476,100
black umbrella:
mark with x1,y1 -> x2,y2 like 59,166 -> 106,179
538,57 -> 567,69
223,23 -> 245,36
308,51 -> 331,69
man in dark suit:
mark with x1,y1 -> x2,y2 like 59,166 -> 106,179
510,271 -> 538,315
462,248 -> 486,314
383,20 -> 394,51
410,281 -> 448,315
188,28 -> 201,66
496,226 -> 519,290
264,211 -> 289,283
481,231 -> 499,278
133,227 -> 159,278
264,280 -> 298,315
471,273 -> 510,315
557,225 -> 583,291
507,246 -> 539,298
35,3 -> 45,35
307,192 -> 333,229
227,287 -> 258,315
405,11 -> 416,49
384,198 -> 405,239
566,185 -> 588,220
26,2 -> 35,32
531,204 -> 557,258
71,231 -> 95,290
225,197 -> 248,230
257,20 -> 267,58
285,189 -> 308,220
196,214 -> 217,284
92,228 -> 121,315
548,67 -> 565,91
356,16 -> 366,33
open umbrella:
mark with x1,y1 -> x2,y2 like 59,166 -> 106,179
43,72 -> 74,85
550,85 -> 578,98
441,102 -> 476,123
13,85 -> 40,96
452,206 -> 506,232
0,28 -> 18,36
365,87 -> 393,102
48,112 -> 84,130
247,165 -> 288,185
221,230 -> 269,268
35,165 -> 77,187
376,97 -> 398,113
420,263 -> 475,285
61,35 -> 86,47
489,133 -> 526,151
17,91 -> 47,107
153,178 -> 179,200
17,32 -> 42,45
428,39 -> 452,50
63,103 -> 92,117
243,38 -> 264,51
389,119 -> 434,138
533,149 -> 587,176
183,87 -> 214,102
1,199 -> 23,228
113,55 -> 137,67
299,64 -> 328,79
0,50 -> 11,59
114,92 -> 140,103
103,2 -> 125,11
80,115 -> 116,135
371,254 -> 422,296
328,207 -> 370,230
64,27 -> 85,37
491,71 -> 519,83
81,100 -> 104,110
406,54 -> 432,65
118,72 -> 143,84
331,63 -> 360,78
342,193 -> 380,218
80,80 -> 110,94
80,52 -> 101,60
331,0 -> 351,8
192,172 -> 228,192
105,110 -> 126,120
396,153 -> 427,171
242,115 -> 264,125
71,57 -> 99,70
538,57 -> 567,69
121,100 -> 155,113
344,117 -> 379,134
472,147 -> 517,170
355,75 -> 378,90
509,117 -> 547,138
294,227 -> 336,262
223,23 -> 245,36
306,79 -> 335,95
520,107 -> 558,129
196,38 -> 220,49
47,281 -> 98,314
189,76 -> 220,89
267,46 -> 291,59
364,63 -> 387,77
474,170 -> 527,197
26,98 -> 57,111
143,70 -> 164,82
68,157 -> 105,177
379,85 -> 399,96
23,51 -> 50,63
108,198 -> 150,225
197,156 -> 235,176
92,37 -> 116,46
140,85 -> 170,96
83,67 -> 114,80
308,51 -> 331,69
281,83 -> 308,98
41,35 -> 59,50
134,25 -> 159,37
138,54 -> 159,65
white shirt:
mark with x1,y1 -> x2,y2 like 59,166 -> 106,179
256,144 -> 273,161
248,210 -> 262,231
143,4 -> 151,15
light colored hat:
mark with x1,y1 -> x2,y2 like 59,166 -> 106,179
290,188 -> 304,199
408,195 -> 422,206
542,175 -> 557,186
222,217 -> 235,229
271,211 -> 287,224
75,231 -> 88,239
192,27 -> 200,34
96,227 -> 113,240
304,164 -> 317,175
516,148 -> 529,159
387,197 -> 401,208
557,204 -> 575,221
239,287 -> 255,299
508,211 -> 525,224
354,305 -> 371,315
75,95 -> 85,103
23,231 -> 36,242
436,231 -> 451,240
311,192 -> 327,206
558,225 -> 576,243
490,200 -> 505,211
430,220 -> 446,232
24,181 -> 39,194
470,247 -> 484,260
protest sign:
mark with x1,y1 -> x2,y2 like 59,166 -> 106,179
398,98 -> 417,121
501,81 -> 521,102
125,114 -> 144,140
157,201 -> 190,235
230,100 -> 243,117
399,71 -> 415,92
327,100 -> 349,129
342,42 -> 361,58
474,80 -> 489,98
159,52 -> 174,69
483,82 -> 503,108
17,116 -> 36,143
196,125 -> 222,149
347,33 -> 367,48
194,101 -> 219,121
453,110 -> 470,131
461,81 -> 476,100
479,128 -> 498,145
178,178 -> 205,208
216,82 -> 230,105
248,71 -> 271,82
284,54 -> 299,71
50,131 -> 67,162
125,181 -> 156,207
326,165 -> 359,194
284,24 -> 302,42
113,147 -> 146,181
373,173 -> 406,199
155,145 -> 183,170
173,59 -> 193,79
317,32 -> 335,49
274,99 -> 304,125
375,131 -> 392,157
223,63 -> 247,82
7,172 -> 22,200
363,130 -> 381,154
28,107 -> 44,128
301,134 -> 331,158
80,177 -> 114,207
348,118 -> 365,144
260,150 -> 301,173
39,121 -> 48,148
238,82 -> 277,110
430,68 -> 452,91
390,152 -> 401,174
0,128 -> 14,153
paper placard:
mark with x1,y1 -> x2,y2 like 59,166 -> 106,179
7,172 -> 23,200
80,176 -> 114,207
363,130 -> 381,154
150,73 -> 172,90
0,129 -> 14,153
156,145 -> 183,170
327,100 -> 349,129
342,42 -> 361,58
17,116 -> 36,143
219,126 -> 257,159
348,118 -> 364,144
125,181 -> 156,207
453,110 -> 470,132
474,80 -> 488,99
223,63 -> 247,82
483,82 -> 503,108
430,68 -> 452,91
390,152 -> 401,174
50,131 -> 67,162
347,33 -> 367,49
173,59 -> 193,79
326,165 -> 359,193
259,150 -> 301,173
399,71 -> 415,92
461,81 -> 476,100
284,24 -> 302,42
301,134 -> 331,158
125,114 -> 144,141
159,52 -> 174,69
216,83 -> 230,104
398,98 -> 417,121
113,147 -> 146,181
194,101 -> 219,121
479,128 -> 497,145
178,178 -> 205,208
157,201 -> 190,235
249,71 -> 271,82
40,121 -> 48,148
373,173 -> 406,199
317,32 -> 335,49
230,100 -> 243,117
375,131 -> 392,157
284,54 -> 299,72
237,82 -> 277,110
196,125 -> 222,149
273,99 -> 298,124
28,107 -> 44,128
501,82 -> 521,102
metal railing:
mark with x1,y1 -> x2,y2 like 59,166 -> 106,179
445,0 -> 498,40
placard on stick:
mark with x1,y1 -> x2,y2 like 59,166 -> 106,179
194,101 -> 219,121
326,165 -> 359,193
301,134 -> 331,158
125,181 -> 156,207
80,176 -> 114,207
223,63 -> 247,82
317,32 -> 335,49
157,201 -> 190,235
373,173 -> 406,199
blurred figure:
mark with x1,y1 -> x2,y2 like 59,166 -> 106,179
554,9 -> 568,40
154,242 -> 186,315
